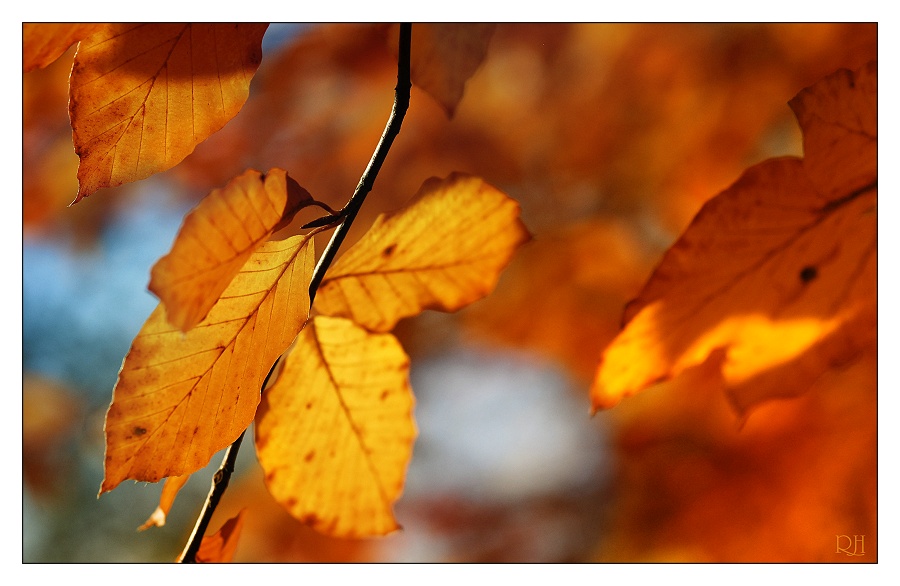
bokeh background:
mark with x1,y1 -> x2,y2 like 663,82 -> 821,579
22,23 -> 878,562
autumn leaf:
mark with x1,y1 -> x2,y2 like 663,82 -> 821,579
68,23 -> 268,201
187,510 -> 247,562
591,61 -> 876,414
255,316 -> 415,538
150,168 -> 314,332
393,23 -> 496,117
315,173 -> 531,332
102,233 -> 315,493
22,23 -> 104,72
138,474 -> 190,531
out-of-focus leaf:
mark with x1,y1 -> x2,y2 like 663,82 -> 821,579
68,23 -> 268,200
22,23 -> 104,72
138,474 -> 190,530
316,173 -> 530,332
102,233 -> 315,493
394,23 -> 495,117
190,510 -> 247,563
591,62 -> 876,414
149,168 -> 314,331
255,316 -> 415,537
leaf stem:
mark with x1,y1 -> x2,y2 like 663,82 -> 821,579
177,22 -> 412,563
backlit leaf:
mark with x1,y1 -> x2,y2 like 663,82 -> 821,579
138,474 -> 190,530
22,23 -> 104,72
69,23 -> 268,200
190,510 -> 247,563
102,233 -> 315,493
591,62 -> 876,414
255,316 -> 415,537
316,173 -> 531,332
397,23 -> 496,117
149,168 -> 314,332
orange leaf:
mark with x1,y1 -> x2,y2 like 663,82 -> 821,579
149,168 -> 314,332
255,316 -> 416,537
316,173 -> 530,332
68,23 -> 268,200
591,62 -> 876,415
102,233 -> 315,493
138,474 -> 190,531
402,24 -> 496,117
190,510 -> 247,562
22,23 -> 104,72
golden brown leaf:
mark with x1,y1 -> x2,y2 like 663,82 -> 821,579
396,23 -> 496,117
255,316 -> 416,538
149,168 -> 314,332
102,233 -> 315,493
22,23 -> 105,72
138,474 -> 190,530
69,23 -> 268,200
316,174 -> 530,332
591,62 -> 877,414
190,510 -> 247,562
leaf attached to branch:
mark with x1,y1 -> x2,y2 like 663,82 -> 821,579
255,316 -> 416,538
150,168 -> 314,332
102,233 -> 315,493
316,173 -> 531,332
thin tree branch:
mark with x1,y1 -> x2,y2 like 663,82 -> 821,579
177,22 -> 413,563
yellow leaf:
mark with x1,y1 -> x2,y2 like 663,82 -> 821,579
69,23 -> 268,200
188,510 -> 247,563
138,473 -> 190,531
149,168 -> 314,332
316,173 -> 530,332
255,316 -> 416,538
22,23 -> 104,72
591,62 -> 876,415
102,233 -> 315,493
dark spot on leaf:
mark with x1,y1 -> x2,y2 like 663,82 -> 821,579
133,426 -> 147,436
301,513 -> 318,526
286,497 -> 298,508
799,265 -> 818,283
380,390 -> 390,401
304,450 -> 315,462
305,401 -> 313,410
382,244 -> 397,258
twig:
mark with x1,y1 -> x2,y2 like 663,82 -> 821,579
177,22 -> 413,563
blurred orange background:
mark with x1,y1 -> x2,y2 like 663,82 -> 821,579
22,23 -> 877,562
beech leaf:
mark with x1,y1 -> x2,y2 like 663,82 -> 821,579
403,23 -> 496,117
149,168 -> 314,332
22,23 -> 104,72
102,233 -> 315,493
189,510 -> 247,563
68,23 -> 268,200
138,473 -> 190,530
591,62 -> 877,415
316,173 -> 531,332
255,316 -> 416,538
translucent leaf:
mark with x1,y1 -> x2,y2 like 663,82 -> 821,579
255,316 -> 415,537
149,168 -> 314,331
316,173 -> 530,332
69,23 -> 268,200
138,474 -> 190,530
102,233 -> 315,492
22,23 -> 104,72
190,510 -> 246,563
591,62 -> 877,415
